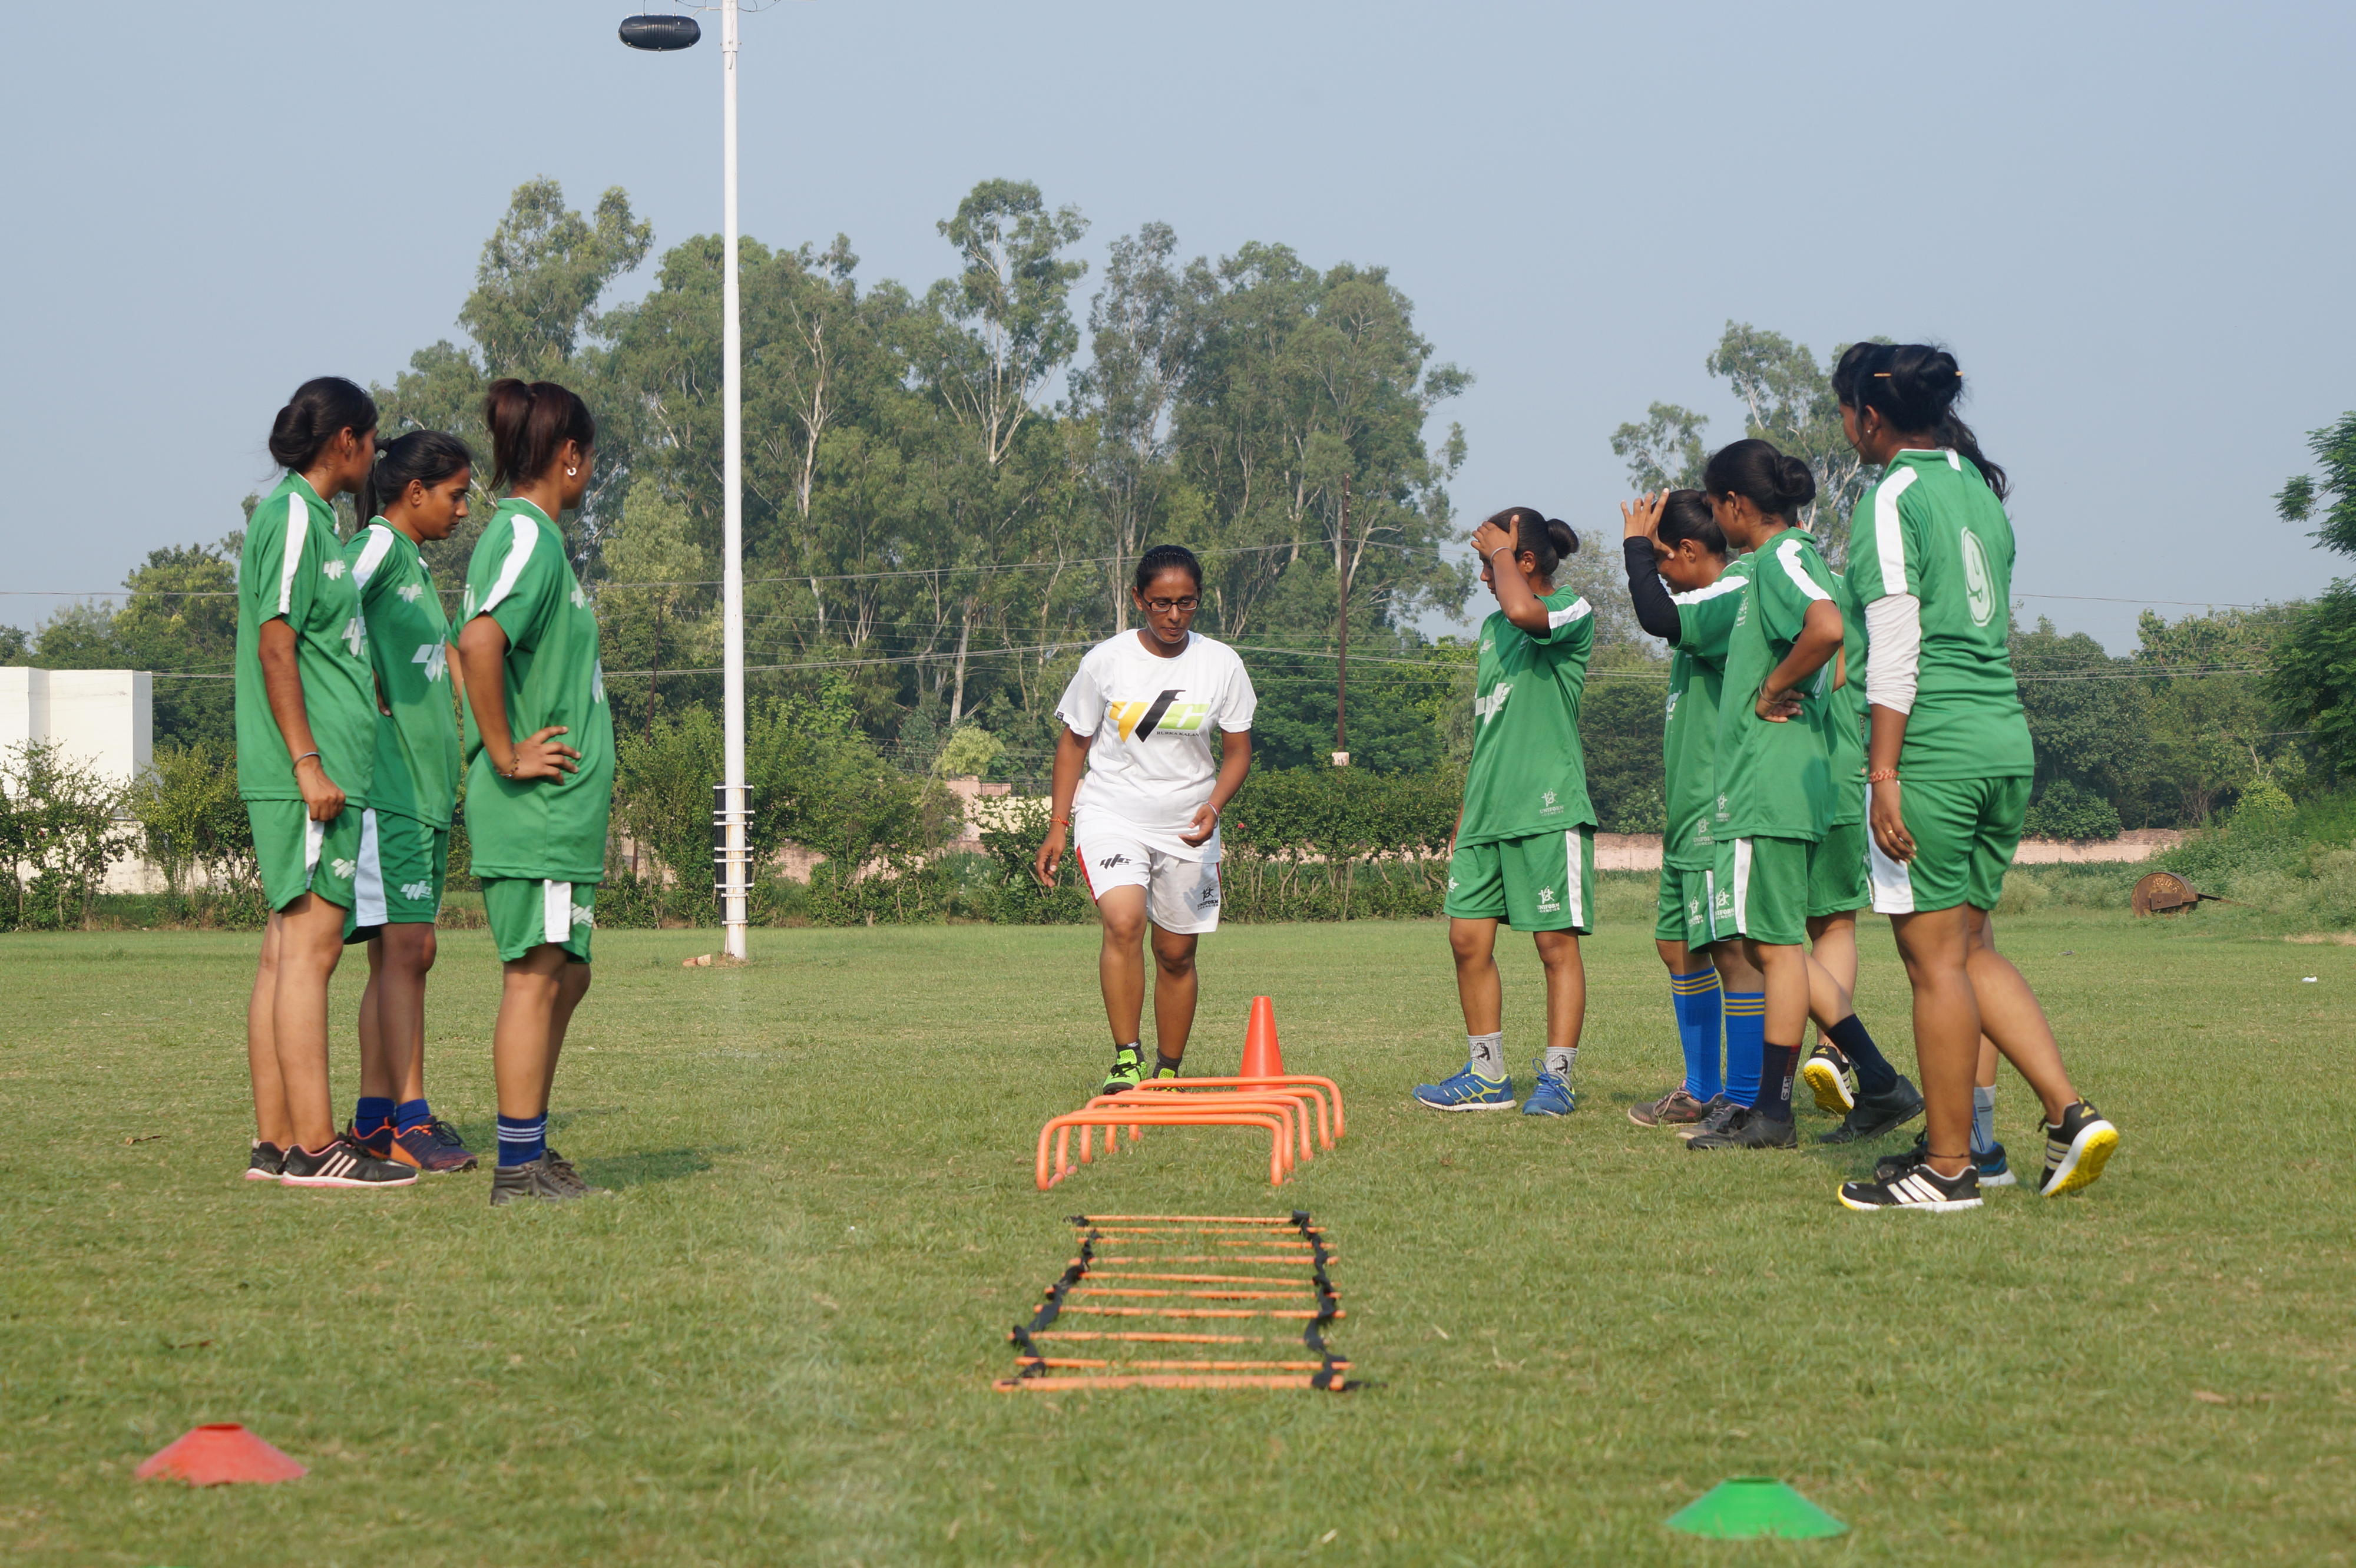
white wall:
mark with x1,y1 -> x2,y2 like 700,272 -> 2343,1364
1,667 -> 157,893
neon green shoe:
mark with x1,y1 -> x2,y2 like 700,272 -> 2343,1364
1100,1044 -> 1146,1096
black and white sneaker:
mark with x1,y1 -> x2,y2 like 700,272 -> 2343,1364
1673,1094 -> 1739,1142
2039,1100 -> 2119,1197
1839,1157 -> 1981,1212
1878,1132 -> 2019,1189
1800,1045 -> 1856,1115
245,1141 -> 287,1182
280,1137 -> 419,1189
1816,1076 -> 1925,1144
1685,1106 -> 1798,1150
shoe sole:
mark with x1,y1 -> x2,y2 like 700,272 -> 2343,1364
1801,1057 -> 1855,1115
1838,1189 -> 1983,1213
1979,1168 -> 2018,1187
280,1172 -> 419,1189
1413,1097 -> 1517,1112
243,1169 -> 282,1182
1521,1104 -> 1571,1117
2041,1122 -> 2119,1196
1687,1135 -> 1798,1151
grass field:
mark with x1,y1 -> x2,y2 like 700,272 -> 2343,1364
4,899 -> 2352,1566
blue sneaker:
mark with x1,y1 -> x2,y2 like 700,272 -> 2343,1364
1977,1140 -> 2017,1188
1521,1062 -> 1574,1117
1412,1064 -> 1515,1112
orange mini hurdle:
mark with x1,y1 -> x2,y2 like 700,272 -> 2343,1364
1036,1107 -> 1292,1189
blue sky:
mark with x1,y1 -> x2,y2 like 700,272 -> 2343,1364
1,0 -> 2347,650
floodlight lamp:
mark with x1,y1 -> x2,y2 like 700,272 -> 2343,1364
618,14 -> 701,49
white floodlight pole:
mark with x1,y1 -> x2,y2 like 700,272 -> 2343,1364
718,0 -> 749,961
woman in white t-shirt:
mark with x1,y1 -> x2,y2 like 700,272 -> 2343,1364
1034,545 -> 1258,1095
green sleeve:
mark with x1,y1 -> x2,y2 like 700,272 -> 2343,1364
1670,576 -> 1748,663
250,492 -> 314,627
1755,538 -> 1825,645
476,518 -> 557,651
1530,592 -> 1594,647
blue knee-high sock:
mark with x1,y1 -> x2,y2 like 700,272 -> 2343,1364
1670,969 -> 1723,1101
1723,991 -> 1767,1107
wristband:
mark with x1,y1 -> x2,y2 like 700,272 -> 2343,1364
1867,768 -> 1900,783
1051,816 -> 1070,828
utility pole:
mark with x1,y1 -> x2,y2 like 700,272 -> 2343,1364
1333,474 -> 1351,767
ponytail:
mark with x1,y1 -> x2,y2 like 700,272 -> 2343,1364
484,378 -> 595,492
360,430 -> 474,524
267,376 -> 377,472
1484,505 -> 1579,577
1834,341 -> 2007,501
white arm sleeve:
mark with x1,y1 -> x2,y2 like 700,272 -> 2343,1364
1864,594 -> 1922,715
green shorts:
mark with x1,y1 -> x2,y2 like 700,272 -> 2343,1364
246,799 -> 363,914
1653,863 -> 1720,948
1868,776 -> 2031,915
1445,826 -> 1595,934
347,809 -> 449,938
1712,835 -> 1813,948
481,877 -> 596,964
1807,819 -> 1869,918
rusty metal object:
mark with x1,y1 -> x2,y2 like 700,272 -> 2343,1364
2132,871 -> 2202,915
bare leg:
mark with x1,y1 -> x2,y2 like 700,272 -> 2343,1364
1147,925 -> 1200,1061
1450,917 -> 1503,1036
1979,1035 -> 2000,1090
1888,907 -> 1978,1178
1743,938 -> 1811,1047
362,924 -> 436,1109
542,958 -> 590,1108
1533,929 -> 1586,1055
1962,905 -> 2076,1122
1805,910 -> 1859,1040
1710,940 -> 1763,991
494,944 -> 572,1120
1655,937 -> 1692,976
271,892 -> 349,1152
357,938 -> 392,1104
1094,886 -> 1149,1046
247,913 -> 292,1147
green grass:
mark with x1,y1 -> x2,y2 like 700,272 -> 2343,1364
4,906 -> 2352,1566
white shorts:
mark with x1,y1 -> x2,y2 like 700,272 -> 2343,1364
1073,815 -> 1223,935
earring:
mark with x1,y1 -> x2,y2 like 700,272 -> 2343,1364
566,467 -> 577,477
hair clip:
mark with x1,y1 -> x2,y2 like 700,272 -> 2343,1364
1874,372 -> 1892,378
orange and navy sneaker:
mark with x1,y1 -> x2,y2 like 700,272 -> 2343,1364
391,1117 -> 480,1173
346,1120 -> 396,1161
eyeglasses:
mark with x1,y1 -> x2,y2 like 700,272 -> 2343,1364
1143,597 -> 1200,613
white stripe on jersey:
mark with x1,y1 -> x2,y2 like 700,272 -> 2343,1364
276,494 -> 306,616
478,515 -> 539,616
354,809 -> 388,927
1669,577 -> 1745,606
1871,467 -> 1918,600
351,523 -> 397,591
542,879 -> 570,945
1546,597 -> 1593,629
1774,537 -> 1830,601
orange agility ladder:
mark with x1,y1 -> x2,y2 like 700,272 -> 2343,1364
995,1212 -> 1353,1392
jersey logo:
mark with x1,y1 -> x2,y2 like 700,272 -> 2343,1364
1111,689 -> 1187,742
1960,528 -> 1997,627
331,857 -> 358,881
322,558 -> 347,580
593,665 -> 607,704
400,880 -> 434,901
342,617 -> 366,659
570,900 -> 595,928
1474,683 -> 1513,723
398,583 -> 425,604
571,583 -> 588,610
413,644 -> 448,683
1535,885 -> 1560,913
1540,789 -> 1562,816
1665,689 -> 1680,719
463,587 -> 478,617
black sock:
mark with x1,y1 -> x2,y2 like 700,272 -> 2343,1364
1825,1014 -> 1899,1097
1155,1051 -> 1184,1077
1758,1043 -> 1801,1121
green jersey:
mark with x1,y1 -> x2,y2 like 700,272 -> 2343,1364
1660,555 -> 1754,869
1457,584 -> 1596,846
1847,449 -> 2034,780
346,521 -> 462,829
1715,529 -> 1839,843
234,472 -> 376,806
460,499 -> 615,882
1820,567 -> 1868,827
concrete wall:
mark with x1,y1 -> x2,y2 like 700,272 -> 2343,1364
1,668 -> 157,893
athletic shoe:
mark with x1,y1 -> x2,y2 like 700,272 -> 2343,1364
2039,1100 -> 2119,1197
1100,1045 -> 1146,1096
1839,1157 -> 1982,1213
1685,1106 -> 1798,1150
490,1155 -> 596,1206
1151,1063 -> 1180,1081
345,1121 -> 395,1161
1816,1076 -> 1924,1144
1411,1066 -> 1515,1111
541,1147 -> 607,1198
1628,1087 -> 1710,1128
280,1137 -> 419,1189
1801,1045 -> 1856,1115
1521,1064 -> 1574,1117
1675,1095 -> 1739,1140
1977,1142 -> 2017,1188
391,1119 -> 479,1173
245,1142 -> 287,1182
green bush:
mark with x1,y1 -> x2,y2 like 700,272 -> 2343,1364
0,741 -> 134,931
130,741 -> 262,924
2021,779 -> 2123,841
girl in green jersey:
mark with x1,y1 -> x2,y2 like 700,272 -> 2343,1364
1831,343 -> 2117,1212
236,378 -> 416,1188
343,431 -> 478,1173
1413,507 -> 1595,1117
456,379 -> 616,1207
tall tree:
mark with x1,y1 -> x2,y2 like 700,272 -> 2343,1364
1071,223 -> 1196,629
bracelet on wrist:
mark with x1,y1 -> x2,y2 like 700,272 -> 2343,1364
292,750 -> 320,768
1867,768 -> 1900,783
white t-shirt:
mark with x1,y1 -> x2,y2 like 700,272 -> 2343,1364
1055,630 -> 1258,853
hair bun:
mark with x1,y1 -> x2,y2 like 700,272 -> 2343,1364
1546,518 -> 1579,557
1775,455 -> 1818,508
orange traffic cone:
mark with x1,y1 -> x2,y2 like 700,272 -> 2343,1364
1241,995 -> 1285,1079
134,1424 -> 307,1486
